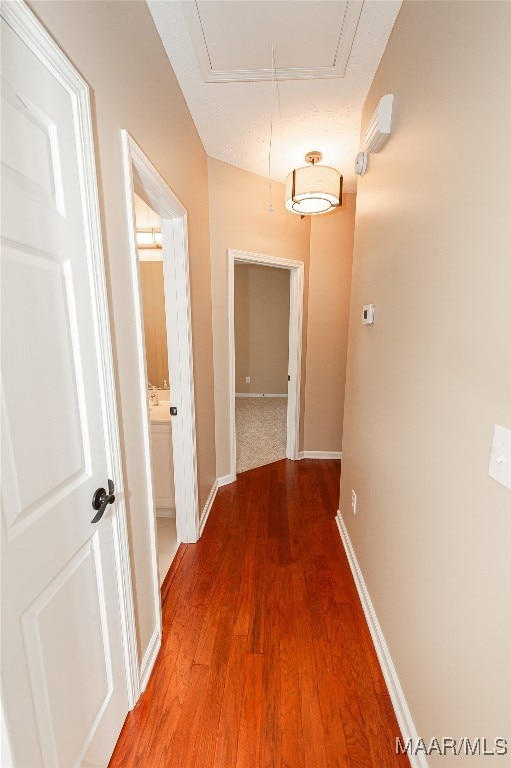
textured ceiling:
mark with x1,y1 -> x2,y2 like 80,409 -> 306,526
148,1 -> 402,192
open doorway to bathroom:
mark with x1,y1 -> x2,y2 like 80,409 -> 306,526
122,131 -> 199,684
135,194 -> 179,588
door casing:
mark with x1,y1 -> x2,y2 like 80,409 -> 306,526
227,248 -> 304,481
120,131 -> 200,689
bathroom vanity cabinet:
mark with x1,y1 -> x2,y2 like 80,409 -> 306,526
150,407 -> 175,517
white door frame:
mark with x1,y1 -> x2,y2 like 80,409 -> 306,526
121,133 -> 199,555
227,248 -> 304,480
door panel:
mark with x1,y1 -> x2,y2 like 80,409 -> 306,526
21,537 -> 112,768
1,83 -> 64,212
1,6 -> 129,766
2,245 -> 88,538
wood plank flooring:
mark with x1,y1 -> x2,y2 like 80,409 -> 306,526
109,459 -> 409,768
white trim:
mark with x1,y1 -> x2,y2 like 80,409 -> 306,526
299,451 -> 343,460
121,132 -> 200,691
287,261 -> 304,460
138,626 -> 161,693
227,248 -> 304,481
199,481 -> 218,536
1,0 -> 140,713
122,134 -> 199,540
335,512 -> 428,768
70,33 -> 140,712
235,393 -> 288,398
217,473 -> 236,487
161,215 -> 199,543
121,136 -> 162,689
183,0 -> 362,84
227,255 -> 237,478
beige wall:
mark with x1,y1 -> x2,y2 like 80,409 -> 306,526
30,1 -> 216,668
209,157 -> 356,475
208,158 -> 311,477
304,197 -> 356,452
234,264 -> 290,394
340,1 -> 511,762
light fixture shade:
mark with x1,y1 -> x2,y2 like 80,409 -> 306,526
285,165 -> 342,216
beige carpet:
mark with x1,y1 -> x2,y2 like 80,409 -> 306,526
235,397 -> 287,474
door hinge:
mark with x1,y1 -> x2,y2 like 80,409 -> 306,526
170,406 -> 177,416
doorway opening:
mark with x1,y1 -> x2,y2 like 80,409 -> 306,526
227,249 -> 304,481
234,262 -> 290,473
134,194 -> 178,586
121,131 -> 199,687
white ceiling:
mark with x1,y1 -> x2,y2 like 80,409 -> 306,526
148,1 -> 402,191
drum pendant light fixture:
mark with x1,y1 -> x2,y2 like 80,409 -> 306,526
285,151 -> 343,216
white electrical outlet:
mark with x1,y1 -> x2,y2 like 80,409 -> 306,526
245,376 -> 251,384
351,490 -> 357,514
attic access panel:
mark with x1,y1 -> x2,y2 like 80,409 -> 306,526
183,0 -> 364,82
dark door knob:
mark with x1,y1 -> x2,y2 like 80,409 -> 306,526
91,479 -> 115,523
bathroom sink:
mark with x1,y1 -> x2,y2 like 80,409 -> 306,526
149,401 -> 171,423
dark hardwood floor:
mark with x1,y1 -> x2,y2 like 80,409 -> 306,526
109,459 -> 409,768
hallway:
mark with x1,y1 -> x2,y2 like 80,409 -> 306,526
109,459 -> 409,768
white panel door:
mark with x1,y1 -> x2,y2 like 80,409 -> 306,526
1,5 -> 129,767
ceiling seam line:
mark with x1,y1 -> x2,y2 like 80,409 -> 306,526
333,3 -> 350,66
195,0 -> 213,70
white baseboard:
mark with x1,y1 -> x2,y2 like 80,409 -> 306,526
299,451 -> 342,460
335,512 -> 428,768
217,473 -> 235,487
235,393 -> 288,398
139,625 -> 161,693
199,480 -> 218,536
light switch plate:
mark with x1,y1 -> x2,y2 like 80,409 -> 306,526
489,424 -> 511,491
